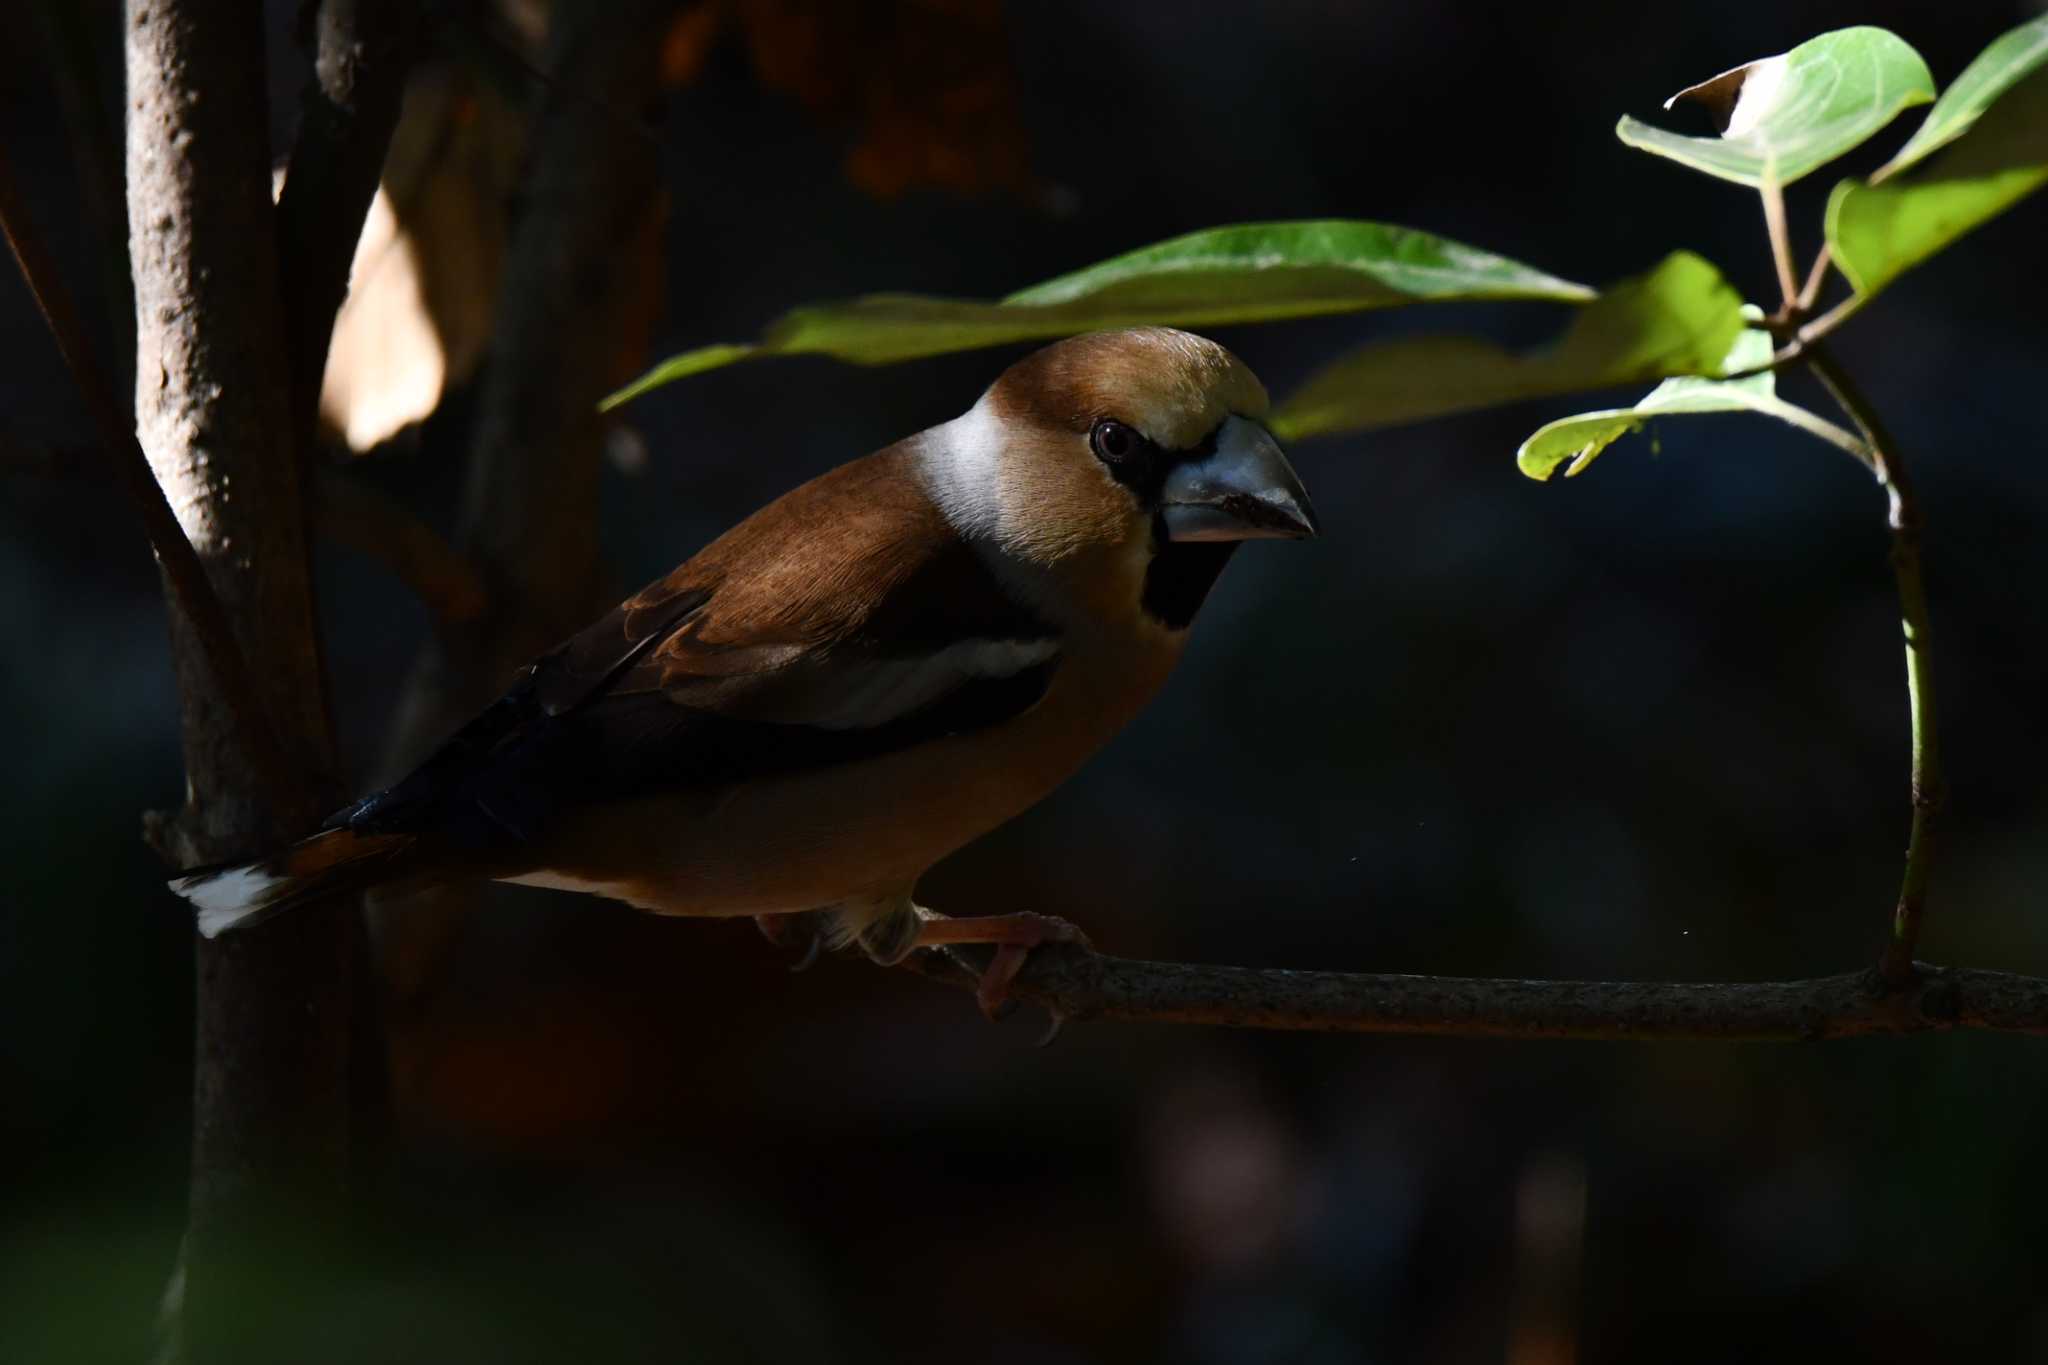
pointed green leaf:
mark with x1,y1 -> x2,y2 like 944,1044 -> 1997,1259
1826,25 -> 2048,298
1516,325 -> 1777,479
1270,252 -> 1743,441
1876,16 -> 2048,178
1516,315 -> 1872,479
603,221 -> 1592,409
1616,27 -> 1935,188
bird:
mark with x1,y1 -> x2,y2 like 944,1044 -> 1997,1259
170,327 -> 1318,1017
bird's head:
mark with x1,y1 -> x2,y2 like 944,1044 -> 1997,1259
920,328 -> 1317,629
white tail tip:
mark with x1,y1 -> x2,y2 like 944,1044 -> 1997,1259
172,864 -> 288,939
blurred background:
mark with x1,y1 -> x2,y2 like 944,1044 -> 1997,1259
5,0 -> 2048,1360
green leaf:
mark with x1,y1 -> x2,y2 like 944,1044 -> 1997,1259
1616,27 -> 1935,188
603,221 -> 1592,409
1513,315 -> 1875,480
1826,25 -> 2048,297
1877,17 -> 2048,178
1270,251 -> 1744,441
1516,325 -> 1777,480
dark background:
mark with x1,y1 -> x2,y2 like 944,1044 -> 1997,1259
5,1 -> 2048,1361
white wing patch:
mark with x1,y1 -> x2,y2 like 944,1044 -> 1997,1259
804,637 -> 1059,730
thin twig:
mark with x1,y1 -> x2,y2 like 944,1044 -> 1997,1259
1808,345 -> 1942,985
0,141 -> 300,801
896,947 -> 2047,1040
1719,294 -> 1872,383
1796,243 -> 1833,315
1760,180 -> 1800,307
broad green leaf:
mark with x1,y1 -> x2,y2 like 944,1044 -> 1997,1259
1512,319 -> 1869,480
1516,325 -> 1774,480
1876,16 -> 2048,178
1616,27 -> 1935,188
1826,33 -> 2048,297
1271,251 -> 1743,441
604,221 -> 1592,409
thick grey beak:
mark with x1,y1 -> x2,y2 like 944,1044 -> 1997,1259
1158,415 -> 1319,542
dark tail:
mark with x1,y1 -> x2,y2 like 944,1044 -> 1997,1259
169,828 -> 415,938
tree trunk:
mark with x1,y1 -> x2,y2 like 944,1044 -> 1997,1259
124,0 -> 348,1351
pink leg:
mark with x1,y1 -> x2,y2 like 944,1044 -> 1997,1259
913,912 -> 1089,1020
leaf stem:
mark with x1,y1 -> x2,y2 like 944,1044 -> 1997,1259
1760,180 -> 1801,307
1808,345 -> 1942,985
1721,292 -> 1872,383
1796,244 -> 1834,314
1749,395 -> 1876,473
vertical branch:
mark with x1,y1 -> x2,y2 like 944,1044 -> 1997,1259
1808,345 -> 1942,985
124,0 -> 351,1351
0,144 -> 298,803
371,0 -> 674,1025
275,0 -> 414,449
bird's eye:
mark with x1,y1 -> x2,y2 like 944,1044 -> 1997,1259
1090,419 -> 1140,463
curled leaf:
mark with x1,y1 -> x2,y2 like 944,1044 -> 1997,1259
1616,27 -> 1935,188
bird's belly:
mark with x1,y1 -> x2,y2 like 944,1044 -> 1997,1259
497,648 -> 1175,916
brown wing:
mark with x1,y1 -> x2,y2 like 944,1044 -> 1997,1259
336,445 -> 1059,847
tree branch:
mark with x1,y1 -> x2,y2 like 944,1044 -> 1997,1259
0,140 -> 299,804
371,0 -> 674,1027
275,0 -> 414,449
124,4 -> 356,1358
898,947 -> 2048,1040
1807,345 -> 1942,985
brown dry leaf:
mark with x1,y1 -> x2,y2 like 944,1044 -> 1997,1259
728,0 -> 1035,198
319,65 -> 531,452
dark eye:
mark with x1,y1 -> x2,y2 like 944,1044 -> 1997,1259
1090,418 -> 1140,463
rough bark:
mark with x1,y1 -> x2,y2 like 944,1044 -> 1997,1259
123,0 -> 352,1349
902,948 -> 2048,1040
372,0 -> 673,1017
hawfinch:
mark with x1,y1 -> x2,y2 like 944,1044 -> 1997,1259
173,328 -> 1317,1013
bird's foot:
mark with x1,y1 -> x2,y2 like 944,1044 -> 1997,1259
912,911 -> 1090,1023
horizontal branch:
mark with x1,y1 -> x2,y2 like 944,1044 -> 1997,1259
899,947 -> 2048,1041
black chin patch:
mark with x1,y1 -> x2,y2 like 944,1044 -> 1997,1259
1142,536 -> 1238,630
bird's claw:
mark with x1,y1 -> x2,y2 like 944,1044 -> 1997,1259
1035,1008 -> 1068,1048
971,913 -> 1089,1023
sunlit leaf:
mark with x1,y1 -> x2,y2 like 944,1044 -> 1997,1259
1271,251 -> 1743,440
1516,324 -> 1774,480
1616,27 -> 1934,188
604,221 -> 1592,408
319,69 -> 529,452
1511,317 -> 1870,480
1826,25 -> 2048,298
